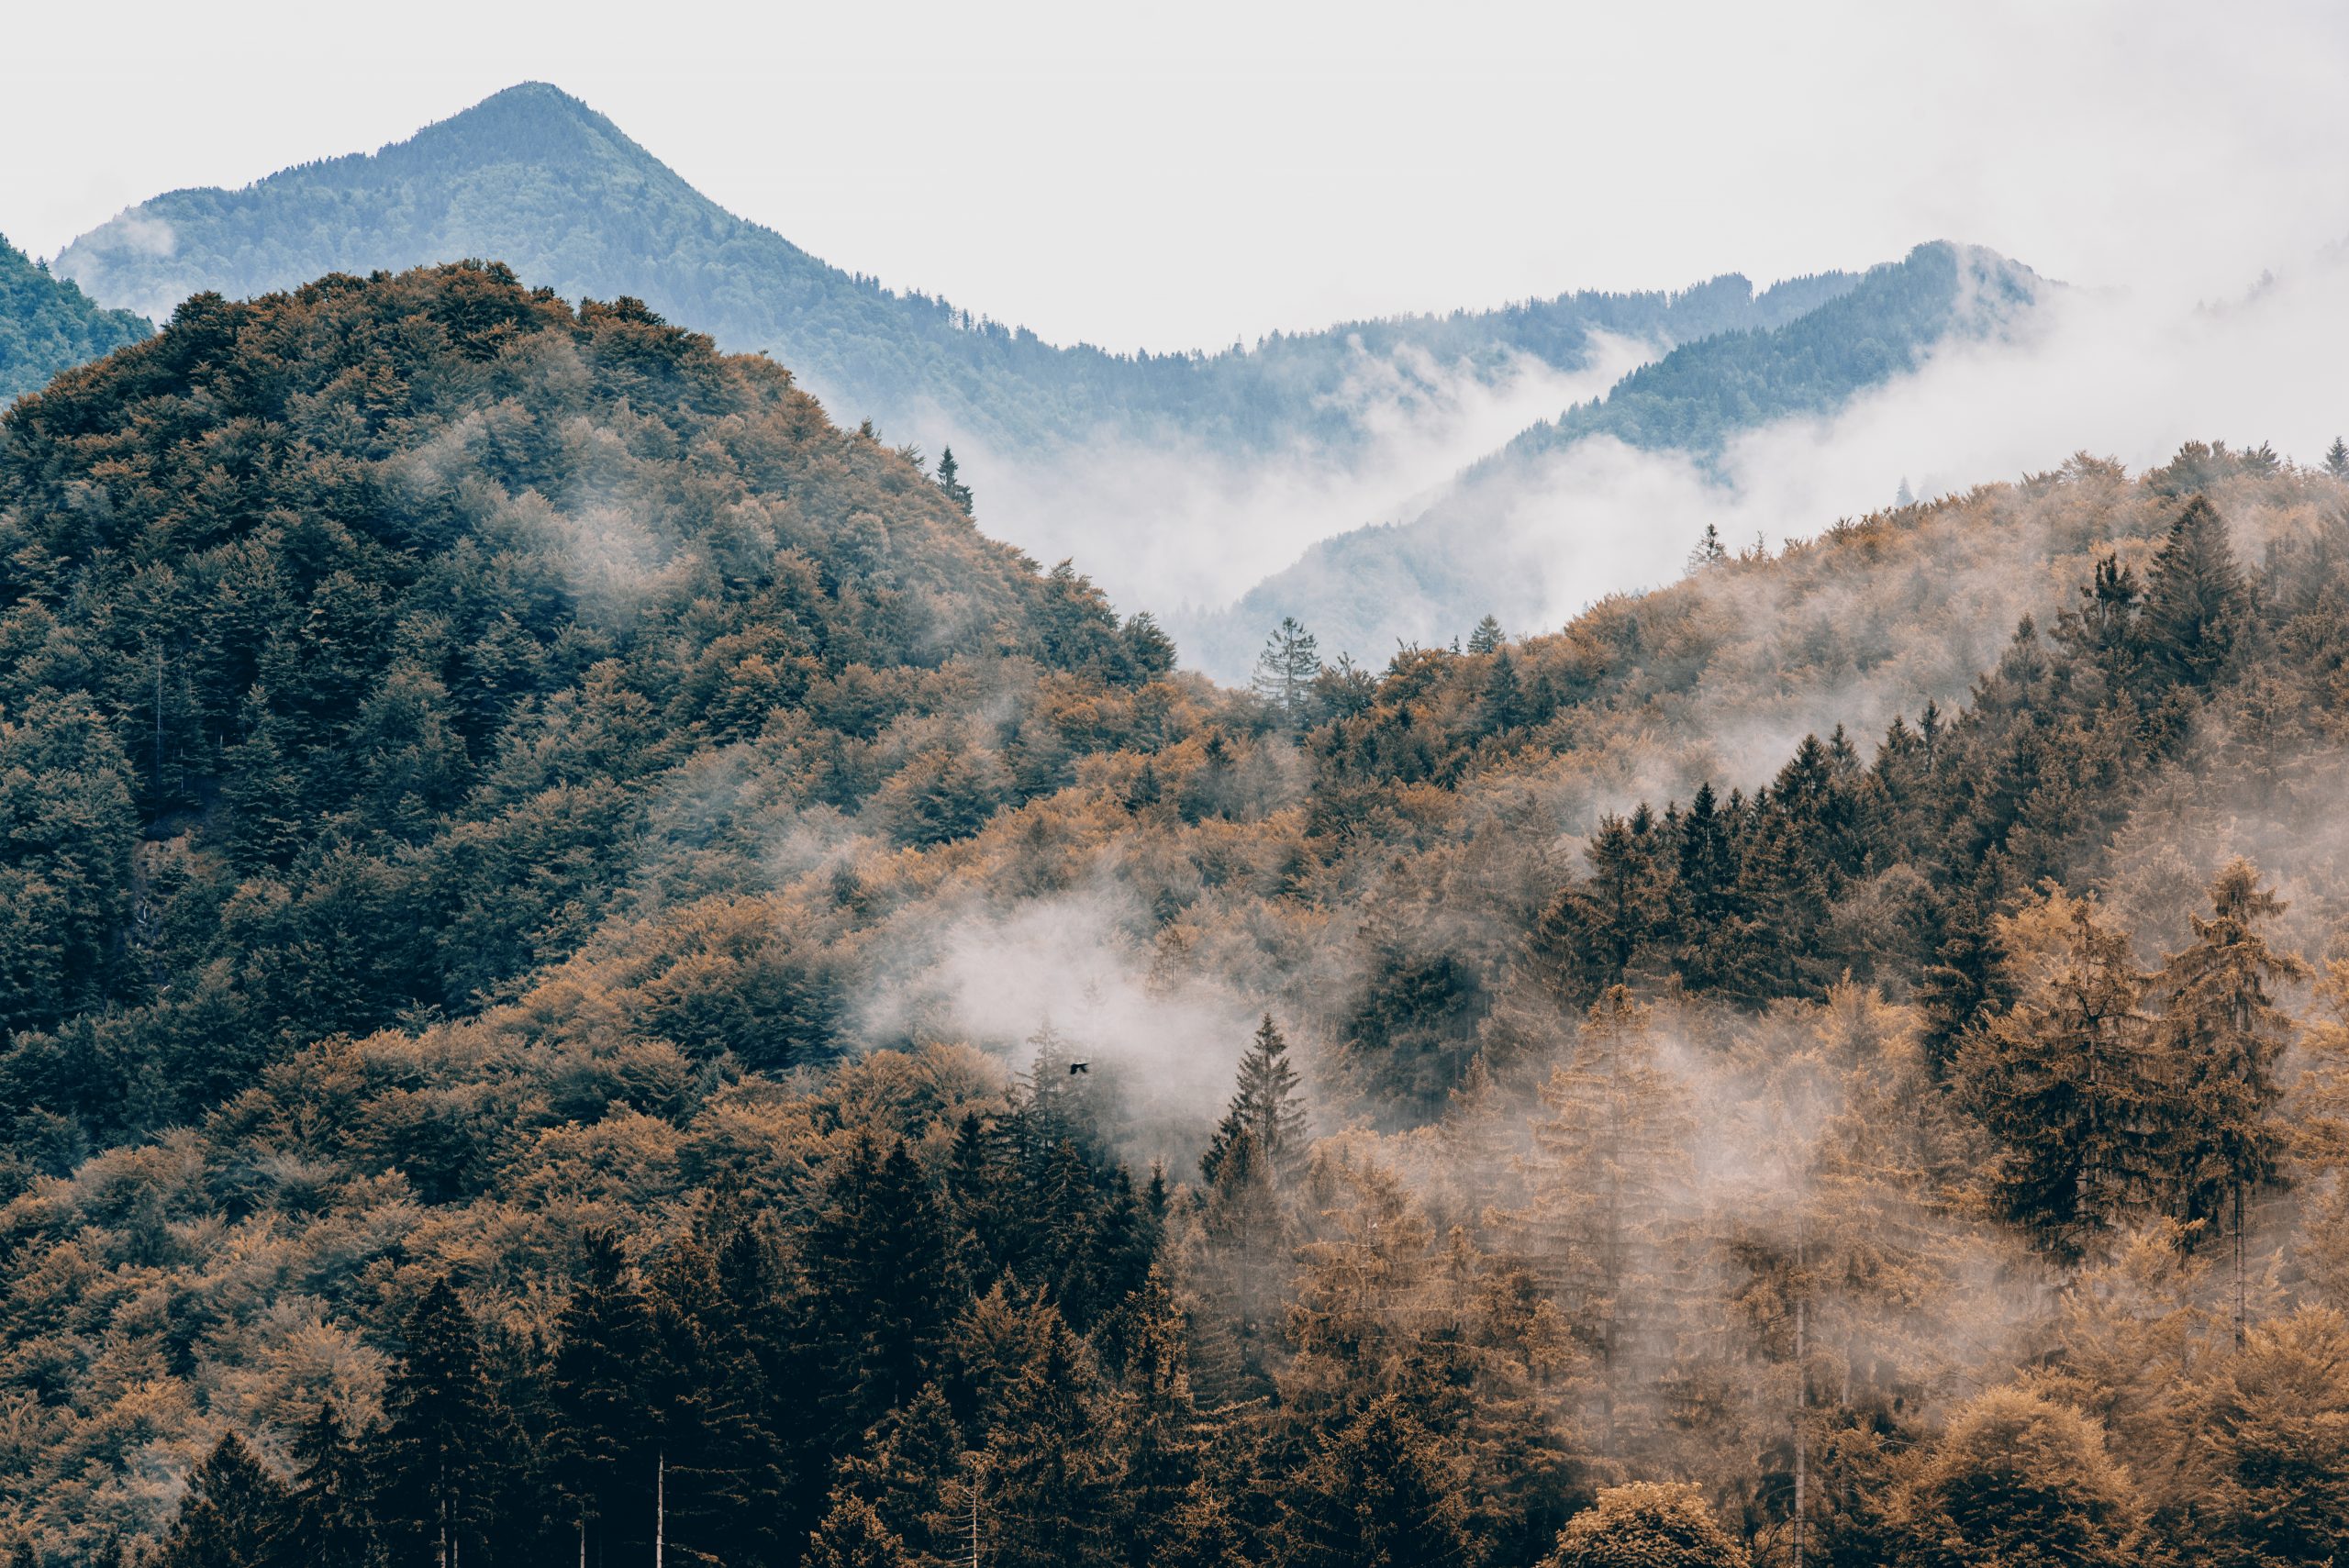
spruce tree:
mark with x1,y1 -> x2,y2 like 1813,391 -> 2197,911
1478,649 -> 1524,735
2154,859 -> 2308,1343
2326,436 -> 2349,480
1201,1015 -> 1308,1188
1466,614 -> 1505,655
151,1431 -> 292,1568
934,446 -> 974,514
805,1135 -> 959,1444
1275,1396 -> 1478,1568
2137,495 -> 2246,688
1957,891 -> 2165,1258
1514,988 -> 1696,1454
278,1403 -> 376,1568
1252,617 -> 1322,727
982,1308 -> 1124,1568
551,1229 -> 662,1561
377,1279 -> 507,1568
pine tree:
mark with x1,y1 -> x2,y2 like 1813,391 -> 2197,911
2154,859 -> 2308,1343
1466,615 -> 1505,655
551,1229 -> 662,1561
1957,890 -> 2166,1258
1513,988 -> 1695,1454
1201,1015 -> 1308,1188
806,1135 -> 960,1443
1252,617 -> 1322,727
278,1403 -> 376,1568
2326,436 -> 2349,480
982,1308 -> 1124,1568
151,1431 -> 293,1568
1477,649 -> 1524,735
934,446 -> 974,514
377,1279 -> 507,1568
2138,495 -> 2246,688
1687,523 -> 1728,573
1275,1396 -> 1478,1568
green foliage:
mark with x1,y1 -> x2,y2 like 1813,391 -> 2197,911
0,235 -> 150,404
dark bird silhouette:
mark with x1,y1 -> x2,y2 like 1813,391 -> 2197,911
1068,1061 -> 1090,1075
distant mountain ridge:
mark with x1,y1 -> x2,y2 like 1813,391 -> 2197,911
0,235 -> 150,403
1179,241 -> 2047,677
54,83 -> 1862,467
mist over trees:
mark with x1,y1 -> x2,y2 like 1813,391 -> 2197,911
5,262 -> 2349,1566
0,234 -> 150,403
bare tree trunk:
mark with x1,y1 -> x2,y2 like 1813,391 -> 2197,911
2235,1180 -> 2249,1349
1793,1227 -> 1807,1568
655,1450 -> 665,1568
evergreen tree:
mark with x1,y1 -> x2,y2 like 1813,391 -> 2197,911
934,446 -> 974,515
1543,1482 -> 1747,1568
376,1280 -> 508,1568
152,1431 -> 292,1568
982,1308 -> 1123,1568
2195,1306 -> 2349,1566
278,1403 -> 377,1568
1687,522 -> 1729,573
551,1229 -> 662,1561
1466,615 -> 1506,655
1275,1395 -> 1478,1568
806,1494 -> 918,1568
1201,1015 -> 1308,1188
805,1135 -> 960,1443
1477,649 -> 1524,736
1252,617 -> 1322,727
1884,1386 -> 2148,1568
2154,859 -> 2308,1342
1514,988 -> 1695,1454
2326,436 -> 2349,480
2137,495 -> 2246,688
1958,890 -> 2166,1258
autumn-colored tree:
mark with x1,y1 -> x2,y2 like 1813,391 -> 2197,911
1543,1482 -> 1748,1568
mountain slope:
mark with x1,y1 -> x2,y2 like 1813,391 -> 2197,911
0,233 -> 150,402
54,83 -> 1859,469
1186,241 -> 2045,675
4,262 -> 2344,1563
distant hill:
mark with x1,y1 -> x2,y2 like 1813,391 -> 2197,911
0,234 -> 150,402
53,83 -> 1857,469
1184,241 -> 2045,676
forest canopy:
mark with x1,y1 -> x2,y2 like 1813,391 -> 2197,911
3,262 -> 2349,1568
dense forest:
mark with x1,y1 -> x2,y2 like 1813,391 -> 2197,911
1188,242 -> 2046,677
0,237 -> 150,403
49,83 -> 1857,467
6,262 -> 2349,1566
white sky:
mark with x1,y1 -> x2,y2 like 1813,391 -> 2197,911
4,0 -> 2345,351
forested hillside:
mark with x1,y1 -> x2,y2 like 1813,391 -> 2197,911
50,83 -> 1854,468
7,263 -> 2349,1568
0,236 -> 150,403
1185,242 -> 2047,676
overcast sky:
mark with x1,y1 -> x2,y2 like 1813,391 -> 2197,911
5,0 -> 2345,351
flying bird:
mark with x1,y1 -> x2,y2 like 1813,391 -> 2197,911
1068,1060 -> 1090,1074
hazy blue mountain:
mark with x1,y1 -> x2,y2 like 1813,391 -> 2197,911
54,83 -> 1860,467
1184,241 -> 2045,677
0,235 -> 150,403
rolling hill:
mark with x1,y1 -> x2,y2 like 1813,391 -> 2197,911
0,233 -> 150,402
